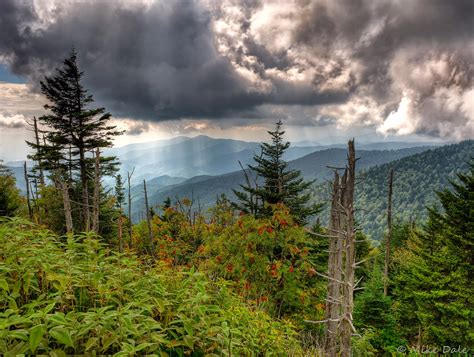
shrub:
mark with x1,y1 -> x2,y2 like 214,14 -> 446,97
0,218 -> 302,355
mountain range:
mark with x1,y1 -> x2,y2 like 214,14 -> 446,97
128,144 -> 435,223
7,135 -> 469,241
105,135 -> 443,184
125,139 -> 472,241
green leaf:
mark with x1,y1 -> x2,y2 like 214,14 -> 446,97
85,337 -> 98,351
136,342 -> 156,351
29,324 -> 45,352
43,302 -> 56,314
50,327 -> 74,348
8,297 -> 18,311
48,313 -> 67,326
49,349 -> 67,357
0,278 -> 9,292
183,335 -> 194,350
9,329 -> 28,341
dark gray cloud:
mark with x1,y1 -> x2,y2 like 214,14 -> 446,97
0,0 -> 472,139
126,121 -> 151,136
0,0 -> 347,121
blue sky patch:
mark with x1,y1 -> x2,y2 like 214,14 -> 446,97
0,64 -> 25,84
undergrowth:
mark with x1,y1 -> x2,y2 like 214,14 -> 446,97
0,217 -> 302,355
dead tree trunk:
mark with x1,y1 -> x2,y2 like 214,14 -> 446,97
384,168 -> 394,296
32,117 -> 45,186
24,162 -> 33,220
127,168 -> 135,247
340,139 -> 356,357
91,148 -> 101,234
118,214 -> 123,253
143,179 -> 155,257
325,171 -> 342,356
79,146 -> 90,232
55,174 -> 73,234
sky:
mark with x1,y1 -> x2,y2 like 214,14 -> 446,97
0,0 -> 472,161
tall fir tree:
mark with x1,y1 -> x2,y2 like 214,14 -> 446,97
233,120 -> 320,224
27,49 -> 123,231
392,161 -> 474,347
114,174 -> 125,211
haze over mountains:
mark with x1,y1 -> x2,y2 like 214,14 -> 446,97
121,136 -> 439,220
127,139 -> 472,241
103,135 -> 444,183
8,134 -> 469,241
7,135 -> 444,194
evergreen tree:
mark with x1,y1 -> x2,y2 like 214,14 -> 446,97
114,174 -> 125,210
27,49 -> 123,231
233,120 -> 320,224
354,268 -> 403,353
0,161 -> 22,217
392,162 -> 474,347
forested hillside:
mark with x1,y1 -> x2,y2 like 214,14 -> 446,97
130,146 -> 431,222
355,140 -> 473,240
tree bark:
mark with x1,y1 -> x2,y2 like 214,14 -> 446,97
118,214 -> 123,253
325,171 -> 342,356
127,168 -> 134,248
32,117 -> 45,186
143,179 -> 155,257
58,178 -> 73,234
91,148 -> 101,234
340,139 -> 356,357
79,148 -> 90,232
384,168 -> 394,296
24,162 -> 32,220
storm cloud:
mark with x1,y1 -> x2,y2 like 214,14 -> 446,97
0,0 -> 472,139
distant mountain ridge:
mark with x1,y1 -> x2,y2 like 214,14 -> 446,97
129,144 -> 435,223
105,135 -> 444,184
107,135 -> 320,183
352,140 -> 473,240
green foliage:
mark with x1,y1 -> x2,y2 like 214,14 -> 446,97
199,204 -> 325,322
392,162 -> 474,348
233,120 -> 321,224
313,141 -> 473,240
0,218 -> 302,355
26,49 -> 123,231
354,268 -> 404,353
114,174 -> 125,210
0,165 -> 22,217
356,140 -> 473,240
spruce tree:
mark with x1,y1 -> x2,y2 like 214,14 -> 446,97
27,49 -> 123,231
392,162 -> 474,347
114,174 -> 125,210
233,120 -> 320,224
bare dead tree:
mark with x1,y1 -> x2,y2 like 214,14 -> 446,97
52,170 -> 73,234
32,117 -> 45,186
24,162 -> 33,220
340,139 -> 356,357
384,168 -> 394,296
60,181 -> 74,233
127,167 -> 135,247
143,179 -> 155,257
324,171 -> 342,356
316,140 -> 358,357
118,213 -> 123,253
91,148 -> 101,234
